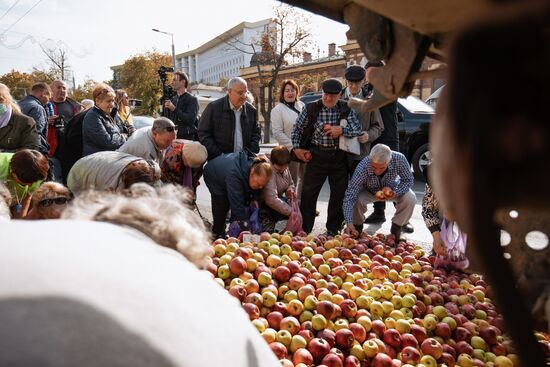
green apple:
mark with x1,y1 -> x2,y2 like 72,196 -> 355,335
219,254 -> 232,265
257,272 -> 272,286
258,241 -> 270,251
302,246 -> 314,258
471,336 -> 487,351
318,290 -> 332,302
457,353 -> 475,367
423,314 -> 438,331
370,301 -> 384,317
356,315 -> 372,332
263,291 -> 277,307
395,318 -> 411,333
252,318 -> 266,332
362,339 -> 379,358
391,295 -> 403,309
433,305 -> 447,319
319,264 -> 331,276
304,295 -> 319,310
311,314 -> 328,331
289,334 -> 307,353
493,356 -> 514,367
356,295 -> 372,309
280,244 -> 292,255
384,317 -> 396,329
262,328 -> 277,343
389,310 -> 405,320
473,348 -> 487,362
401,295 -> 416,308
333,318 -> 349,331
442,316 -> 457,330
276,329 -> 292,347
419,355 -> 437,367
400,307 -> 414,319
217,264 -> 231,279
284,290 -> 298,302
369,287 -> 382,299
350,343 -> 366,360
381,301 -> 394,315
299,310 -> 313,323
380,285 -> 394,299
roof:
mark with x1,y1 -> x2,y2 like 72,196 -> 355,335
176,19 -> 272,58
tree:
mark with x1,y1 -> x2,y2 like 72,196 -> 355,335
40,43 -> 70,80
70,78 -> 97,102
118,51 -> 172,115
0,70 -> 33,100
294,71 -> 329,94
220,4 -> 311,142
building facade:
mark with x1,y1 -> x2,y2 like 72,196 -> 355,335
177,19 -> 273,85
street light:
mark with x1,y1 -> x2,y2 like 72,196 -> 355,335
152,28 -> 176,71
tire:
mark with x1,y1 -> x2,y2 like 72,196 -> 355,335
412,143 -> 430,181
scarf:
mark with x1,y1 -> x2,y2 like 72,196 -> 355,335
282,101 -> 300,115
0,104 -> 12,129
160,139 -> 193,190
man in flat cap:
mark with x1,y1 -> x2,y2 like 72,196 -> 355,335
291,78 -> 361,236
342,65 -> 384,175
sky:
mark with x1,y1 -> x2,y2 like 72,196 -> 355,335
0,0 -> 349,85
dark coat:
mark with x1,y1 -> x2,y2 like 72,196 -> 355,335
18,95 -> 49,155
167,92 -> 199,140
0,110 -> 39,152
198,95 -> 260,161
203,150 -> 260,221
82,107 -> 126,156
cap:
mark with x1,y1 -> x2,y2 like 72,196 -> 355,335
345,65 -> 366,82
321,78 -> 343,94
181,140 -> 208,168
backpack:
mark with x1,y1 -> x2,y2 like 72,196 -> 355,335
62,109 -> 89,182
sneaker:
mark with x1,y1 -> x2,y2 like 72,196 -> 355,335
364,211 -> 386,224
402,222 -> 414,233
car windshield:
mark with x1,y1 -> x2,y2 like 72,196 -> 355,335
398,96 -> 435,113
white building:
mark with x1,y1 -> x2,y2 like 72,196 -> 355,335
177,19 -> 272,85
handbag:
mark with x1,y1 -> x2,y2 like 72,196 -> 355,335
434,218 -> 469,270
338,118 -> 360,155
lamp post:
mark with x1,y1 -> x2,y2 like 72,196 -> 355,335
152,28 -> 176,71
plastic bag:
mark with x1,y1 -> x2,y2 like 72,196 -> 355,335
249,206 -> 262,234
284,199 -> 303,234
434,219 -> 469,270
227,204 -> 263,238
227,221 -> 242,238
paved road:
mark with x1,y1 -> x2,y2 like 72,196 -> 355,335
195,146 -> 433,247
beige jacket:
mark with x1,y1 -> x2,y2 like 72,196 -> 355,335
262,168 -> 295,216
270,101 -> 305,150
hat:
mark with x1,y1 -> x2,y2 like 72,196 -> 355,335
181,140 -> 207,168
321,78 -> 343,94
345,65 -> 366,82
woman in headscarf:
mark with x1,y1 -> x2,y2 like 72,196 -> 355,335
161,139 -> 207,194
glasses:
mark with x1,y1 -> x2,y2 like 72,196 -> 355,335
39,197 -> 70,207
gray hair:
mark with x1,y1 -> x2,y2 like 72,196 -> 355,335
81,99 -> 94,110
152,117 -> 175,132
369,144 -> 392,164
227,77 -> 247,90
61,183 -> 211,267
0,182 -> 11,220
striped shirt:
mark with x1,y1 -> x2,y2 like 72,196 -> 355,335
343,151 -> 413,224
291,103 -> 361,149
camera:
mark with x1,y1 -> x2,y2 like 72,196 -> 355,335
157,66 -> 176,115
129,99 -> 143,108
53,116 -> 65,129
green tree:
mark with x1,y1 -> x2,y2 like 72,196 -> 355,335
70,78 -> 97,102
118,51 -> 172,115
0,69 -> 33,100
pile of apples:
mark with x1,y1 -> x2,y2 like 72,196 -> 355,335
205,231 -> 549,367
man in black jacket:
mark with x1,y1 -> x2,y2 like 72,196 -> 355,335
164,71 -> 199,141
198,77 -> 261,161
19,82 -> 51,156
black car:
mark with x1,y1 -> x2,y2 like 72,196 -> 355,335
299,92 -> 434,180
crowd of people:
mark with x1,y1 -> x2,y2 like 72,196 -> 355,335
0,64 -> 448,253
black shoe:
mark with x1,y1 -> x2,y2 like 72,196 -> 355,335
354,224 -> 363,233
390,223 -> 402,241
402,222 -> 414,233
364,211 -> 386,224
325,230 -> 338,237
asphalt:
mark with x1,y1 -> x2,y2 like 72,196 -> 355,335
195,144 -> 433,248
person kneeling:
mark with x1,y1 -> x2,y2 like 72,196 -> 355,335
259,146 -> 296,232
343,144 -> 416,240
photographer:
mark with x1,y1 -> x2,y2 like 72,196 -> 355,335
163,71 -> 199,141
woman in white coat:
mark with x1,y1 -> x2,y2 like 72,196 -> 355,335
270,79 -> 305,199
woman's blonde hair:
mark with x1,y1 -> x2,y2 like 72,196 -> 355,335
0,83 -> 21,112
115,89 -> 128,106
61,183 -> 211,267
250,155 -> 272,179
92,83 -> 115,103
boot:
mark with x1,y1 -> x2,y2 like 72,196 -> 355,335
364,202 -> 386,224
390,222 -> 402,241
402,222 -> 414,233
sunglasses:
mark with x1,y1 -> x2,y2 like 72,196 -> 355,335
39,197 -> 70,207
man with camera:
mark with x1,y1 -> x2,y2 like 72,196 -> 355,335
163,71 -> 200,141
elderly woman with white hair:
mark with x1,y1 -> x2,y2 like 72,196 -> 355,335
342,143 -> 416,240
118,117 -> 177,164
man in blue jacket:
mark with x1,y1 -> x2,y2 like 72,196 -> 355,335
19,82 -> 51,156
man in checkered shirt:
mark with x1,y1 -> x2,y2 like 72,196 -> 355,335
291,78 -> 361,235
342,144 -> 416,240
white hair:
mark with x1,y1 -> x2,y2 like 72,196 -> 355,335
369,144 -> 392,164
61,183 -> 211,267
227,77 -> 247,90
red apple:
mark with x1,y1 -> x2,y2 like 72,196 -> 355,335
344,355 -> 361,367
349,323 -> 367,343
410,324 -> 427,343
400,346 -> 421,364
316,300 -> 336,320
308,337 -> 331,363
421,338 -> 443,359
242,303 -> 260,320
317,329 -> 336,347
400,333 -> 419,348
340,299 -> 358,318
322,353 -> 344,367
229,285 -> 247,302
298,329 -> 314,344
273,301 -> 289,316
383,329 -> 401,348
435,322 -> 452,339
292,348 -> 314,365
280,316 -> 301,335
439,352 -> 456,367
371,319 -> 386,337
329,348 -> 345,363
335,329 -> 355,350
479,325 -> 499,345
229,256 -> 247,275
269,341 -> 288,359
454,326 -> 472,342
372,353 -> 393,367
273,266 -> 291,282
266,311 -> 284,329
455,340 -> 474,355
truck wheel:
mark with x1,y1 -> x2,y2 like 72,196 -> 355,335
412,143 -> 430,181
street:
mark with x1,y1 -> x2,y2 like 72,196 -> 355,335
195,145 -> 433,247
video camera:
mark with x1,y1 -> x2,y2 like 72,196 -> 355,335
157,66 -> 176,104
